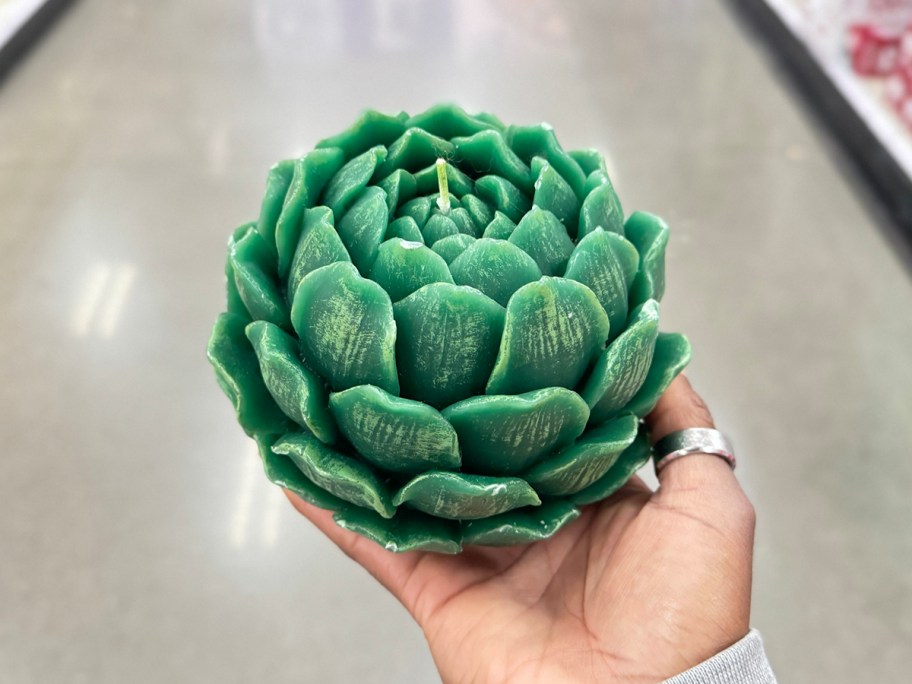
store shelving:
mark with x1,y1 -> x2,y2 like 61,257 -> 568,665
0,0 -> 72,81
733,0 -> 912,246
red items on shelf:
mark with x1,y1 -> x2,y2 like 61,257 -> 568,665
849,23 -> 903,75
886,28 -> 912,127
846,0 -> 912,132
886,74 -> 912,126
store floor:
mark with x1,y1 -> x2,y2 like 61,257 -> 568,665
1,1 -> 910,682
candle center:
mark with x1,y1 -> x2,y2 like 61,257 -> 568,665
435,158 -> 450,213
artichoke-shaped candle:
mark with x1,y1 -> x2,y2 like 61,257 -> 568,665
208,105 -> 691,553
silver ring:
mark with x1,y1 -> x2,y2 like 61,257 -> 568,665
653,428 -> 736,474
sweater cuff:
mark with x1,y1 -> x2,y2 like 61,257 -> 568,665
662,630 -> 777,684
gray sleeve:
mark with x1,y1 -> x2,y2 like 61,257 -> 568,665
662,630 -> 777,684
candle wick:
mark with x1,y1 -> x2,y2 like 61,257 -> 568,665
435,158 -> 450,213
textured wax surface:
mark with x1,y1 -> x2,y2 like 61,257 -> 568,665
208,104 -> 690,552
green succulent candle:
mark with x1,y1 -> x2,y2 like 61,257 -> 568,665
208,104 -> 691,553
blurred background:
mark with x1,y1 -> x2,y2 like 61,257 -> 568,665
1,1 -> 911,682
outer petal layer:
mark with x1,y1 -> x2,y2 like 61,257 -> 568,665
623,333 -> 691,417
625,211 -> 669,307
207,313 -> 292,437
333,508 -> 462,554
392,472 -> 540,520
246,321 -> 337,443
570,429 -> 653,505
329,385 -> 460,474
272,432 -> 396,519
524,414 -> 638,496
581,300 -> 660,425
461,501 -> 580,546
443,388 -> 589,475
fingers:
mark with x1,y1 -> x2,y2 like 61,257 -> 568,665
645,375 -> 741,497
282,490 -> 422,598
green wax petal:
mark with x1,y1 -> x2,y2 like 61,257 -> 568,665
482,211 -> 517,240
443,207 -> 478,237
430,234 -> 475,263
569,148 -> 608,176
397,196 -> 433,227
287,207 -> 351,300
460,193 -> 494,232
442,388 -> 590,475
376,128 -> 455,176
579,178 -> 624,238
475,176 -> 532,223
229,226 -> 290,330
507,124 -> 587,199
531,156 -> 580,236
570,429 -> 652,506
369,238 -> 454,302
377,169 -> 417,216
625,211 -> 669,307
406,103 -> 498,139
452,130 -> 533,191
272,433 -> 396,518
255,160 -> 293,255
461,500 -> 580,546
329,385 -> 460,474
508,208 -> 575,277
414,161 -> 474,197
582,300 -> 660,425
207,313 -> 292,437
584,169 -> 613,196
473,111 -> 507,130
258,440 -> 348,512
394,283 -> 505,409
336,186 -> 388,273
291,262 -> 399,395
623,333 -> 691,417
524,414 -> 638,496
393,472 -> 540,520
564,228 -> 639,341
246,321 -> 337,443
275,148 -> 345,277
226,223 -> 254,319
322,145 -> 387,217
315,109 -> 408,158
486,278 -> 609,395
422,213 -> 459,246
385,216 -> 424,244
333,507 -> 462,554
449,238 -> 542,307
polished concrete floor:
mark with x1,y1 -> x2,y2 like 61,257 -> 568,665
1,1 -> 911,682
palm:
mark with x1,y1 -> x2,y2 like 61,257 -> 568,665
404,483 -> 656,684
286,379 -> 754,683
291,468 -> 749,684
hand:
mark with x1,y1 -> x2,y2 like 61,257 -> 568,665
285,376 -> 756,683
